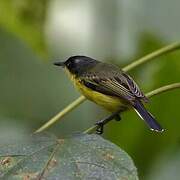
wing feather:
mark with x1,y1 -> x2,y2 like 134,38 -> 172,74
81,74 -> 134,102
80,63 -> 147,103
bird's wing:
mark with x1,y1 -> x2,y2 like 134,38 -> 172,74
80,64 -> 147,103
121,73 -> 147,100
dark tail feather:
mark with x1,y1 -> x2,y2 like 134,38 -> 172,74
133,100 -> 164,132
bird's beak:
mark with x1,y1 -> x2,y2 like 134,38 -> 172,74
53,61 -> 65,67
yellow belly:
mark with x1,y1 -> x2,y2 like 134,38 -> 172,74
74,79 -> 128,112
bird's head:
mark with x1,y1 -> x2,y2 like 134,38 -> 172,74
54,55 -> 98,75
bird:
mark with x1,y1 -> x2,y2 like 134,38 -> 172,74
54,55 -> 164,134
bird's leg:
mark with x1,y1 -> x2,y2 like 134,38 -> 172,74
115,114 -> 121,121
95,110 -> 122,134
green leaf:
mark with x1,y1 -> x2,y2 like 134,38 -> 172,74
0,0 -> 48,57
0,134 -> 138,180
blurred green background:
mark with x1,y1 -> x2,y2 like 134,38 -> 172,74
0,0 -> 180,179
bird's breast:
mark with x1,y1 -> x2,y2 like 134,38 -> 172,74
73,78 -> 128,112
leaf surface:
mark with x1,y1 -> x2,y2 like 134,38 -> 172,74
0,134 -> 138,180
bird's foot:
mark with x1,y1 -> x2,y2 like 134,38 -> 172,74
95,111 -> 122,135
95,120 -> 104,135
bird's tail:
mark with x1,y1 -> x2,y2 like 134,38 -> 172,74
133,100 -> 164,132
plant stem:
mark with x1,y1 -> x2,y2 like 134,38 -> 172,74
35,96 -> 86,133
83,83 -> 180,134
122,42 -> 180,72
35,42 -> 180,133
146,83 -> 180,98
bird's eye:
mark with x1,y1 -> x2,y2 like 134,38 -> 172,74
66,61 -> 70,67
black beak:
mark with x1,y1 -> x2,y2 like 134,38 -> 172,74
53,61 -> 65,67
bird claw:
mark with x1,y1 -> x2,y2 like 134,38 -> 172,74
95,112 -> 121,134
95,121 -> 104,134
